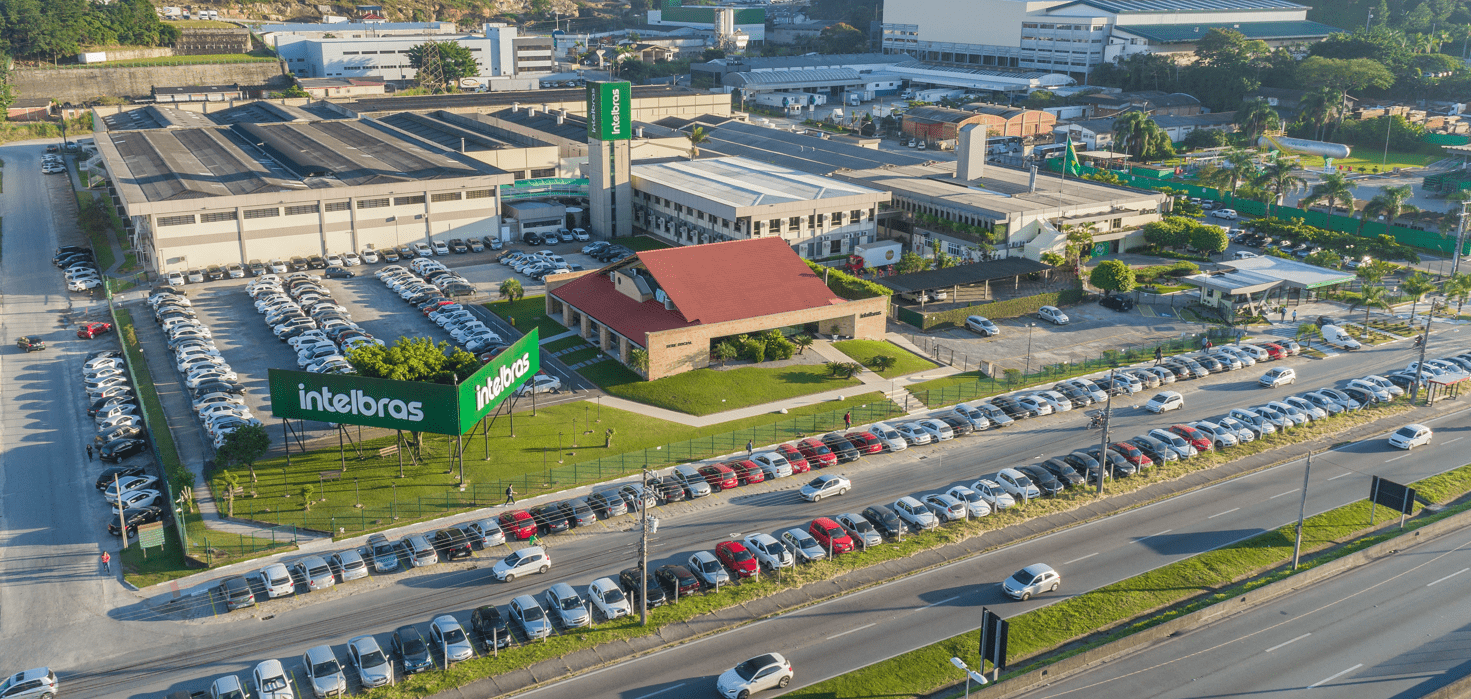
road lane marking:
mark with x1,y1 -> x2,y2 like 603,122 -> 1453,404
1328,473 -> 1351,481
1139,529 -> 1171,541
1064,552 -> 1098,565
1270,489 -> 1299,499
921,596 -> 959,610
826,623 -> 875,640
1265,633 -> 1310,653
1208,508 -> 1240,519
1446,437 -> 1464,445
1427,568 -> 1469,587
1308,663 -> 1362,688
1385,454 -> 1410,463
632,683 -> 686,699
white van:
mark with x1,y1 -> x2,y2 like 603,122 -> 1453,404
1319,325 -> 1361,351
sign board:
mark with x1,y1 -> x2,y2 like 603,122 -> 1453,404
136,521 -> 165,550
978,607 -> 1009,671
1370,475 -> 1416,515
267,328 -> 540,435
587,80 -> 631,141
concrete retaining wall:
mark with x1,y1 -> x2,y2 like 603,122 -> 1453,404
972,504 -> 1471,698
13,61 -> 285,102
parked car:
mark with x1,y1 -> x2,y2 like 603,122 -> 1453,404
544,582 -> 591,627
1037,305 -> 1069,325
1260,367 -> 1297,388
714,541 -> 760,579
588,577 -> 632,620
393,626 -> 435,675
347,635 -> 394,689
688,550 -> 732,587
302,645 -> 347,698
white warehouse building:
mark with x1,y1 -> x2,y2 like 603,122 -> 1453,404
274,23 -> 554,84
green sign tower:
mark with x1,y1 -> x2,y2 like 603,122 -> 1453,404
586,80 -> 633,240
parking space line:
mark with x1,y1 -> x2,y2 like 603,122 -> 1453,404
1447,437 -> 1465,445
1327,473 -> 1352,481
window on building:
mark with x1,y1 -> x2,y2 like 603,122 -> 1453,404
394,195 -> 426,206
789,216 -> 801,229
807,214 -> 815,227
722,218 -> 731,228
697,211 -> 705,221
832,212 -> 844,226
357,198 -> 390,209
430,192 -> 462,203
829,238 -> 842,255
156,214 -> 195,227
1112,218 -> 1123,229
770,218 -> 781,231
530,168 -> 556,178
284,204 -> 319,216
465,189 -> 494,199
244,207 -> 280,219
324,201 -> 351,212
200,211 -> 237,223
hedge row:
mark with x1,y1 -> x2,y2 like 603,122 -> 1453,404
918,284 -> 1084,330
805,260 -> 893,300
1133,260 -> 1199,282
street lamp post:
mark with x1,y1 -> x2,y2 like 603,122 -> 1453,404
950,657 -> 989,698
1024,323 -> 1036,377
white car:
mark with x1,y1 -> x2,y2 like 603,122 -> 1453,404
517,374 -> 562,396
1260,367 -> 1296,388
799,474 -> 851,502
588,576 -> 632,620
414,242 -> 433,257
256,563 -> 295,598
970,478 -> 1016,509
1015,395 -> 1054,417
400,534 -> 439,567
1148,428 -> 1199,458
1388,423 -> 1432,450
1190,420 -> 1238,449
993,468 -> 1041,500
253,659 -> 295,699
1038,305 -> 1069,325
920,493 -> 968,523
894,422 -> 933,445
1143,391 -> 1184,413
360,248 -> 380,263
1346,379 -> 1392,402
743,533 -> 795,571
1213,208 -> 1239,220
865,422 -> 909,451
750,452 -> 793,479
914,418 -> 954,441
945,486 -> 993,518
892,496 -> 938,530
490,546 -> 549,582
1282,395 -> 1327,420
965,315 -> 999,336
1360,374 -> 1405,397
716,653 -> 794,699
1215,416 -> 1258,443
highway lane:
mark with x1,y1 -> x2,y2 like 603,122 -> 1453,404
1010,505 -> 1471,699
53,336 -> 1469,697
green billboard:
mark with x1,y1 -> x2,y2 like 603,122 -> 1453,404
267,328 -> 541,435
587,80 -> 631,142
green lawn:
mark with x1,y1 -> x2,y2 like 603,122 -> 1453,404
619,235 -> 673,252
484,295 -> 570,342
787,458 -> 1471,699
832,339 -> 938,379
558,346 -> 604,365
542,335 -> 589,354
595,364 -> 863,416
1300,150 -> 1442,172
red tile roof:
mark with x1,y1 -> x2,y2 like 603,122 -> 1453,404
550,238 -> 845,344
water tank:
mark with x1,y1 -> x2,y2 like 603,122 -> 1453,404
1258,135 -> 1351,160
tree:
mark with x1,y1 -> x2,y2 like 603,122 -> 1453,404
498,278 -> 524,303
895,250 -> 931,274
1296,56 -> 1396,93
1301,171 -> 1355,216
1304,249 -> 1343,268
869,355 -> 897,371
1041,251 -> 1066,267
1368,184 -> 1417,227
686,125 -> 709,160
1181,127 -> 1230,151
407,41 -> 480,89
218,471 -> 241,517
1257,153 -> 1307,217
1188,224 -> 1230,256
825,361 -> 862,378
215,424 -> 270,483
1400,271 -> 1436,319
711,341 -> 737,367
1064,223 -> 1097,268
1089,260 -> 1137,293
791,334 -> 813,355
1356,259 -> 1393,286
628,348 -> 649,374
817,22 -> 867,54
346,336 -> 478,384
1113,111 -> 1171,160
1235,100 -> 1281,140
1297,86 -> 1342,140
301,485 -> 316,512
1348,283 -> 1390,326
1195,28 -> 1270,70
933,250 -> 960,269
1446,273 -> 1471,318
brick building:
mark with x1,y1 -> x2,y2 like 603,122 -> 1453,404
901,105 -> 1056,144
546,238 -> 888,380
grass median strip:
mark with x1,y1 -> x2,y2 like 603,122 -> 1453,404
352,399 -> 1413,697
786,453 -> 1471,699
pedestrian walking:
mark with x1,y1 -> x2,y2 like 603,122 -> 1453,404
100,551 -> 111,575
1205,338 -> 1213,350
1280,307 -> 1287,322
1292,309 -> 1297,323
86,444 -> 94,461
746,440 -> 754,454
504,485 -> 516,506
844,411 -> 852,429
1154,346 -> 1163,365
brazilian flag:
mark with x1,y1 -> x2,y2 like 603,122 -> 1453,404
1063,136 -> 1082,177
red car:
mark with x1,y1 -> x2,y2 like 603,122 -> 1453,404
497,510 -> 537,540
844,431 -> 884,455
77,322 -> 114,339
697,464 -> 738,492
1260,343 -> 1286,360
1109,441 -> 1154,468
421,300 -> 455,315
1168,424 -> 1213,452
796,438 -> 838,468
723,459 -> 765,486
776,443 -> 810,473
714,540 -> 760,578
809,517 -> 855,554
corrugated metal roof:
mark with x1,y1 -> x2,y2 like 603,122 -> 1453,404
904,106 -> 981,125
1060,0 -> 1306,13
1225,255 -> 1357,289
728,67 -> 863,88
1114,20 -> 1338,42
1184,270 -> 1282,292
630,157 -> 884,210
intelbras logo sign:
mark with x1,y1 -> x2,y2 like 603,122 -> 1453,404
473,353 -> 532,411
608,85 -> 623,137
297,383 -> 425,422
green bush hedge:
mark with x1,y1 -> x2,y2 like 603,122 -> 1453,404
917,284 -> 1084,330
805,260 -> 893,300
1133,260 -> 1199,282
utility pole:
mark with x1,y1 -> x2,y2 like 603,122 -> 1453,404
1450,200 -> 1469,280
115,473 -> 128,550
1411,300 -> 1436,404
1292,451 -> 1311,569
1096,369 -> 1115,496
639,464 -> 650,626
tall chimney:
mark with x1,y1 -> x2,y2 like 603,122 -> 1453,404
955,123 -> 985,181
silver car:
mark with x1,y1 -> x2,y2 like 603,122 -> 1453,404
743,533 -> 795,571
1001,563 -> 1060,601
892,496 -> 938,530
510,595 -> 552,639
466,517 -> 506,548
544,582 -> 590,628
367,534 -> 399,573
331,549 -> 369,581
1298,392 -> 1344,416
1213,416 -> 1257,443
1283,395 -> 1327,420
688,550 -> 731,587
347,634 -> 394,689
944,486 -> 993,518
429,614 -> 474,663
302,644 -> 347,698
1148,428 -> 1199,458
920,493 -> 968,523
749,451 -> 793,479
780,528 -> 827,563
292,555 -> 336,592
834,512 -> 883,548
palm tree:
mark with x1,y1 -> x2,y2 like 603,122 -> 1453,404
1348,283 -> 1391,326
1357,259 -> 1393,287
1257,154 -> 1306,217
1235,100 -> 1280,141
1195,164 -> 1234,197
1446,273 -> 1471,318
791,334 -> 813,355
686,125 -> 709,160
1400,271 -> 1437,320
1223,148 -> 1258,197
628,348 -> 649,375
1112,111 -> 1158,159
1372,184 -> 1417,227
1301,172 -> 1356,216
1298,86 -> 1339,140
498,278 -> 524,303
711,341 -> 737,368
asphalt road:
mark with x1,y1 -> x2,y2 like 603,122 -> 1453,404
42,329 -> 1467,697
1011,508 -> 1471,699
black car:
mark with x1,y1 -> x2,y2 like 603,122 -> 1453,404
556,498 -> 600,528
96,464 -> 147,490
323,266 -> 355,279
288,256 -> 309,271
646,476 -> 686,504
1083,446 -> 1137,477
100,438 -> 148,463
1062,452 -> 1105,483
1382,372 -> 1419,392
820,433 -> 861,463
16,336 -> 46,352
618,567 -> 667,608
433,527 -> 474,560
934,414 -> 974,437
861,504 -> 905,538
1129,436 -> 1176,466
89,395 -> 137,418
1193,354 -> 1225,373
190,381 -> 247,396
204,265 -> 225,281
381,248 -> 401,262
1038,458 -> 1085,488
87,349 -> 123,362
96,424 -> 146,446
989,395 -> 1030,419
448,238 -> 468,253
471,605 -> 511,650
529,503 -> 571,535
392,626 -> 435,674
1052,383 -> 1093,407
109,505 -> 164,537
1341,385 -> 1377,406
1017,465 -> 1065,496
654,564 -> 701,600
307,255 -> 328,269
220,576 -> 256,611
1099,295 -> 1136,312
522,232 -> 543,245
396,245 -> 415,260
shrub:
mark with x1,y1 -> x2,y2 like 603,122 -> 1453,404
804,259 -> 894,300
767,336 -> 796,361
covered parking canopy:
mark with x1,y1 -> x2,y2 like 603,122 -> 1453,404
878,257 -> 1055,306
